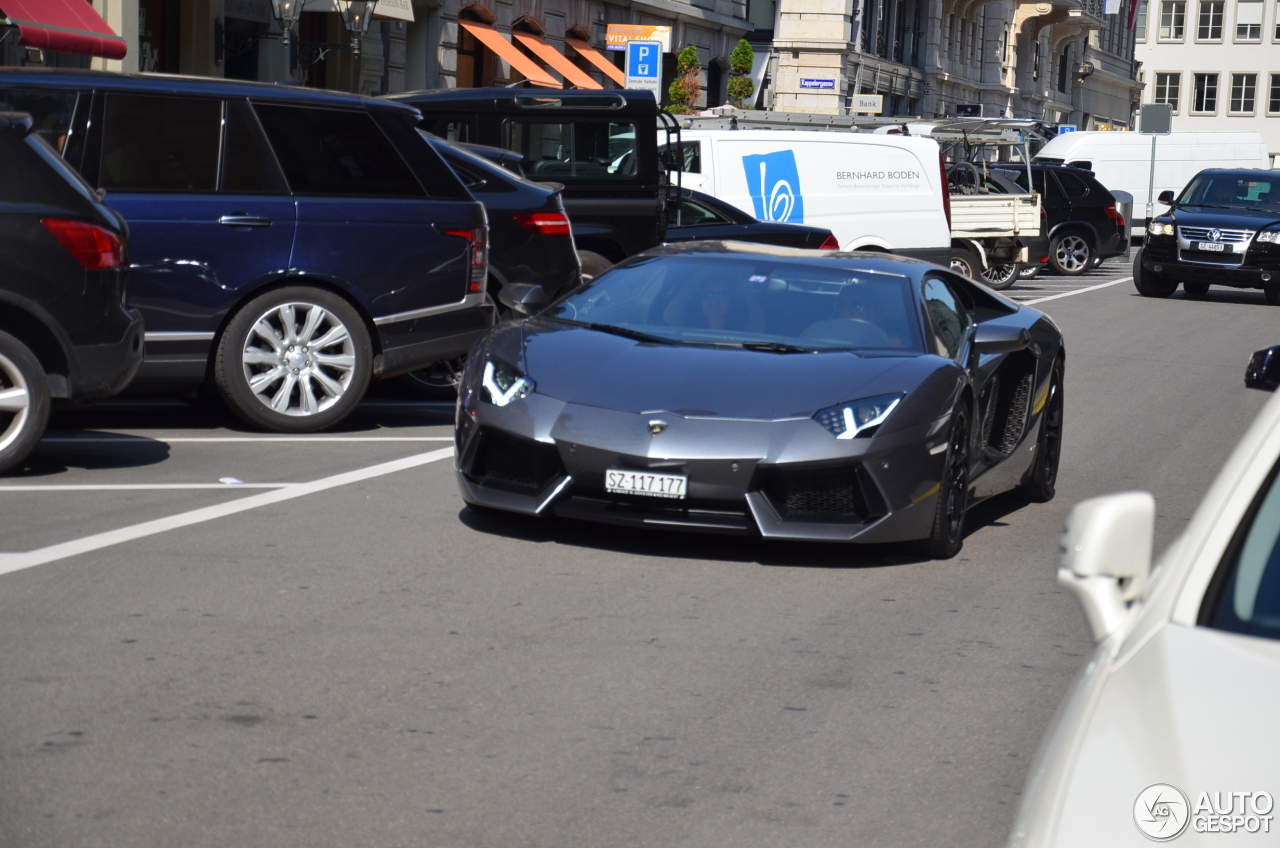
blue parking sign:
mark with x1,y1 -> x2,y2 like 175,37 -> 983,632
625,40 -> 662,94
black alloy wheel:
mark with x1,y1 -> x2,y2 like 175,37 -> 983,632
1183,281 -> 1210,299
980,263 -> 1021,290
1020,360 -> 1064,503
0,330 -> 50,475
917,405 -> 970,559
1048,231 -> 1094,276
1132,249 -> 1178,298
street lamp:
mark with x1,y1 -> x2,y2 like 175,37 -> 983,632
338,0 -> 379,58
271,0 -> 308,48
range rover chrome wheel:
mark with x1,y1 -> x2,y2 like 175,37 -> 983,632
216,287 -> 372,432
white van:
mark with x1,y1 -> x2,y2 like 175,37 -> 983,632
669,130 -> 951,267
1032,131 -> 1271,233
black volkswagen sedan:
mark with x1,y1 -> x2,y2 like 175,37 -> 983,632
1135,170 -> 1280,303
454,243 -> 1065,559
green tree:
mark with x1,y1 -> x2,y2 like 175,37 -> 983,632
726,39 -> 755,108
665,45 -> 702,115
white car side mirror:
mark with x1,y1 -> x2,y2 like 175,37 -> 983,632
1057,491 -> 1155,642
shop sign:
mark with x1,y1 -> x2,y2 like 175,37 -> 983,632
606,24 -> 671,52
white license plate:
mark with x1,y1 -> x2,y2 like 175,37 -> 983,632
1197,241 -> 1227,252
605,469 -> 687,499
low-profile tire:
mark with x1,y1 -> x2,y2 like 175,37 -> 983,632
578,250 -> 613,283
1265,281 -> 1280,306
1019,263 -> 1042,281
980,262 -> 1021,290
915,405 -> 971,560
0,331 -> 50,475
1087,255 -> 1105,271
215,286 -> 373,433
1132,249 -> 1178,298
1183,281 -> 1210,299
949,248 -> 980,279
1048,231 -> 1093,276
1019,359 -> 1063,503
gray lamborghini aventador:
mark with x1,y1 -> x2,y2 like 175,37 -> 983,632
454,242 -> 1065,558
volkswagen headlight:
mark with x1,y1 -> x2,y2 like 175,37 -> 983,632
480,358 -> 534,406
1256,229 -> 1280,244
1148,220 -> 1175,237
814,394 -> 904,439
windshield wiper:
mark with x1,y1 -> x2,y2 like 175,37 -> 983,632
553,318 -> 676,345
736,341 -> 815,354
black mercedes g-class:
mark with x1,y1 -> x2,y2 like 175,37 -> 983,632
1135,169 -> 1280,303
388,89 -> 678,280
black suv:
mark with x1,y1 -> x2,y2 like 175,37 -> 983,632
0,69 -> 493,432
1013,164 -> 1127,276
0,112 -> 143,473
389,89 -> 676,280
1135,169 -> 1280,303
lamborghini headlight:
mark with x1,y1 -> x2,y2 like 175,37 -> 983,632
1148,220 -> 1175,237
1256,229 -> 1280,244
814,394 -> 904,439
480,358 -> 534,406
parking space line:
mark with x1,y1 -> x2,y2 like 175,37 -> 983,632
0,484 -> 296,491
1020,277 -> 1133,305
0,447 -> 453,577
40,436 -> 455,444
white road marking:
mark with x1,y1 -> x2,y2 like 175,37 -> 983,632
40,436 -> 454,444
0,447 -> 453,577
1020,277 -> 1133,305
0,483 -> 296,491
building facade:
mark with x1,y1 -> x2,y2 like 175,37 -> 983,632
8,0 -> 753,105
1134,0 -> 1280,164
771,0 -> 1144,128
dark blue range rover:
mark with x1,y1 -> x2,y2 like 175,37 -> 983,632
0,69 -> 494,431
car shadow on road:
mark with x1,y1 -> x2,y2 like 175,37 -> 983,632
8,433 -> 171,477
457,488 -> 1037,570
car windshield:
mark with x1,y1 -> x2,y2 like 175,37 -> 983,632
1207,460 -> 1280,642
546,254 -> 924,352
1178,174 -> 1280,211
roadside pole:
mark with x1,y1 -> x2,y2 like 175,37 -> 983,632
1139,104 -> 1173,226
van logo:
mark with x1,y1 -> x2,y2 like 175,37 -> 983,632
1210,229 -> 1221,241
742,150 -> 804,224
648,420 -> 668,436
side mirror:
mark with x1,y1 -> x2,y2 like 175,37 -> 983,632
1057,491 -> 1155,642
972,323 -> 1031,354
1157,190 -> 1175,205
496,283 -> 548,316
1067,160 -> 1093,171
1246,345 -> 1280,391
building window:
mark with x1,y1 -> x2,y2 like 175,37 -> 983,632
1032,40 -> 1040,80
1193,72 -> 1219,111
1235,0 -> 1263,38
1159,0 -> 1186,38
1275,0 -> 1280,38
1154,71 -> 1182,111
1136,0 -> 1150,37
1197,0 -> 1223,37
1058,49 -> 1070,93
1271,74 -> 1280,112
1230,72 -> 1258,112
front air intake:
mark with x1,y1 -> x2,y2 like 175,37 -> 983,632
467,428 -> 562,494
761,465 -> 883,522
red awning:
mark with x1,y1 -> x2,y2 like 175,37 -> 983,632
564,38 -> 625,87
457,20 -> 560,89
1,0 -> 127,60
511,32 -> 601,90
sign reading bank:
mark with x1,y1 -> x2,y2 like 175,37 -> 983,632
743,150 -> 804,224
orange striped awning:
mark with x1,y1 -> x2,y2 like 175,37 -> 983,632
512,31 -> 602,90
564,37 -> 625,87
457,20 -> 559,88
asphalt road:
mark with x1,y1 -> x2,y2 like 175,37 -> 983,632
1,262 -> 1274,848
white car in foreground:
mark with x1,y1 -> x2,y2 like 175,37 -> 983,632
1010,364 -> 1280,846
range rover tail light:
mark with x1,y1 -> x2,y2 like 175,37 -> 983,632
41,218 -> 123,270
819,234 -> 840,249
443,226 -> 489,292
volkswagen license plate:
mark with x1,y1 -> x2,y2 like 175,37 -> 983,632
1197,241 -> 1227,252
606,469 -> 687,499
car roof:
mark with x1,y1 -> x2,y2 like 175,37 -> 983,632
386,87 -> 658,115
641,240 -> 932,271
0,67 -> 417,115
1194,168 -> 1279,178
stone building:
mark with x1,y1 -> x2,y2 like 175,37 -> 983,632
771,0 -> 1144,128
